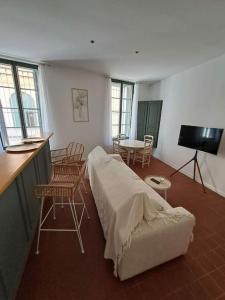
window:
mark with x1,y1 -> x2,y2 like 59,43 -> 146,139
0,59 -> 42,147
111,79 -> 134,138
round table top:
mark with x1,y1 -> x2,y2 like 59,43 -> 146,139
119,139 -> 145,149
144,175 -> 171,190
6,143 -> 40,153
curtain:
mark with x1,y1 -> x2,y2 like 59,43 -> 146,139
38,64 -> 50,133
103,77 -> 112,150
0,132 -> 3,151
130,83 -> 139,139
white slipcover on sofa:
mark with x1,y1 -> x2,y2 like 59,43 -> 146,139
87,146 -> 195,280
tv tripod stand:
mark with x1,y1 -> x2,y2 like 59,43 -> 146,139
170,150 -> 206,193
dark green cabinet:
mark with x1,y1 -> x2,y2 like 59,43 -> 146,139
0,141 -> 51,300
137,100 -> 162,147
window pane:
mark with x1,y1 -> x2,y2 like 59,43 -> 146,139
0,63 -> 22,146
0,64 -> 14,88
24,109 -> 40,127
6,128 -> 23,145
121,112 -> 131,125
121,83 -> 133,138
26,127 -> 41,137
122,99 -> 132,112
123,84 -> 133,100
17,67 -> 36,90
111,81 -> 133,139
112,112 -> 120,125
21,90 -> 38,109
17,66 -> 41,137
0,62 -> 42,146
2,108 -> 21,127
121,124 -> 130,136
112,125 -> 119,138
112,82 -> 120,98
112,98 -> 120,111
121,125 -> 125,135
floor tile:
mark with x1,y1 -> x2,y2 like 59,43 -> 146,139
198,275 -> 223,299
210,269 -> 225,291
16,158 -> 225,300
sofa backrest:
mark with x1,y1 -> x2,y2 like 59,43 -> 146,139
88,146 -> 172,211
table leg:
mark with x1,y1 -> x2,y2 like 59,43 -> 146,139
127,150 -> 131,165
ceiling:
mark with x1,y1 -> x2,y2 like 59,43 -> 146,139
1,0 -> 225,82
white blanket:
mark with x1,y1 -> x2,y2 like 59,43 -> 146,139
88,146 -> 186,276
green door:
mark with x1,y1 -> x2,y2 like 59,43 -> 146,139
137,100 -> 162,147
137,101 -> 148,141
145,101 -> 162,147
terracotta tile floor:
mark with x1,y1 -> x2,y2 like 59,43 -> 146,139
16,157 -> 225,300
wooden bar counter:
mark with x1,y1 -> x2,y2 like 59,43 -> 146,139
0,133 -> 52,300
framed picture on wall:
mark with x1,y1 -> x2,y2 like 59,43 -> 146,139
71,88 -> 89,122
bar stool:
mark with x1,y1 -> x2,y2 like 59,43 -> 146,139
34,163 -> 90,255
61,160 -> 88,195
52,161 -> 88,208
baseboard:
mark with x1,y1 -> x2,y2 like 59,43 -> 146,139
155,156 -> 225,198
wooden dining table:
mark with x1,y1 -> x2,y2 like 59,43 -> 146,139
119,139 -> 145,165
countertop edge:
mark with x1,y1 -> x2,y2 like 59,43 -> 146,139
0,133 -> 53,195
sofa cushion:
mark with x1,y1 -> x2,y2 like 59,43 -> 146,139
88,146 -> 173,276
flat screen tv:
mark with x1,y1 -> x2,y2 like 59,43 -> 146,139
178,125 -> 223,155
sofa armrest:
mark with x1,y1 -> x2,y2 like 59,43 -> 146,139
118,206 -> 195,280
165,206 -> 195,226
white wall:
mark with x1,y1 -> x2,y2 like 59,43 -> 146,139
148,54 -> 225,196
44,65 -> 105,156
137,83 -> 151,101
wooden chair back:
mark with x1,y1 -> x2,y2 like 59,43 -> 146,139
117,134 -> 126,140
144,135 -> 154,146
113,138 -> 120,153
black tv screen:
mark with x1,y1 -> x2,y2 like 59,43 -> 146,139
178,125 -> 223,155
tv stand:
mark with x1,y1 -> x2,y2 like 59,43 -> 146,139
170,150 -> 206,193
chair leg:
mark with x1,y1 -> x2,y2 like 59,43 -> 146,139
79,186 -> 90,220
53,196 -> 56,220
61,196 -> 64,208
36,196 -> 44,255
81,178 -> 88,194
142,155 -> 144,168
133,152 -> 136,165
68,197 -> 84,254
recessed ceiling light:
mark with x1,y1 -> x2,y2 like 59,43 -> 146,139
135,50 -> 140,54
90,40 -> 95,44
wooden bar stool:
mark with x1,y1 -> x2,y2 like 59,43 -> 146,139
34,163 -> 90,255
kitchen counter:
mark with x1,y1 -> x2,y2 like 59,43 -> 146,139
0,133 -> 53,195
0,133 -> 53,300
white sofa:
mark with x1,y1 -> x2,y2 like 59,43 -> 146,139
87,146 -> 195,280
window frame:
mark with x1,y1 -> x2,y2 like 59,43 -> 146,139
0,58 -> 41,147
111,79 -> 134,137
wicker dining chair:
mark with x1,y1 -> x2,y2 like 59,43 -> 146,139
34,163 -> 89,255
113,138 -> 128,161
